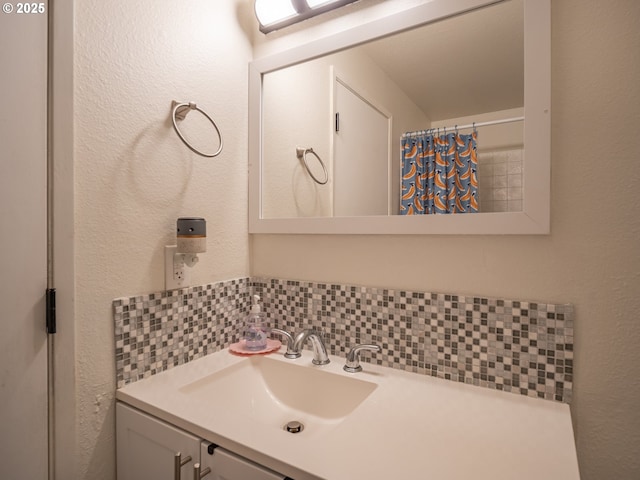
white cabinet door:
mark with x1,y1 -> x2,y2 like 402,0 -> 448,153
117,403 -> 200,480
199,443 -> 287,480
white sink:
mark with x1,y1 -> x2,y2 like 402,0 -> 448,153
118,348 -> 580,480
179,355 -> 377,433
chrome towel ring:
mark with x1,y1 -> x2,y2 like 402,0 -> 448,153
171,101 -> 223,158
296,147 -> 328,185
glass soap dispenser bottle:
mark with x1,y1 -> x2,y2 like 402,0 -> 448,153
243,294 -> 268,351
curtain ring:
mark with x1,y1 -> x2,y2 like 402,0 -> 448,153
296,147 -> 328,185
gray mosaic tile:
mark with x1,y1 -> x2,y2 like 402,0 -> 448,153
250,277 -> 573,403
114,276 -> 573,403
113,278 -> 252,388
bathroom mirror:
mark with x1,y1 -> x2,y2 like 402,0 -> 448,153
249,0 -> 550,234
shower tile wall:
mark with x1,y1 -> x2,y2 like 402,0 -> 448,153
478,148 -> 523,212
114,276 -> 573,403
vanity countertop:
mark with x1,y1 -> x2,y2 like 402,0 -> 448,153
116,348 -> 580,480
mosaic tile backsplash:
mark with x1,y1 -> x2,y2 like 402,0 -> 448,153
114,277 -> 574,403
114,278 -> 251,388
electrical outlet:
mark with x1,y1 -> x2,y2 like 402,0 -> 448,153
164,245 -> 190,290
174,255 -> 186,282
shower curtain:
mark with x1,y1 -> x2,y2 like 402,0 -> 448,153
400,131 -> 479,214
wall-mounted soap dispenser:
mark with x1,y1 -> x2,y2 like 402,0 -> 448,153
165,217 -> 206,290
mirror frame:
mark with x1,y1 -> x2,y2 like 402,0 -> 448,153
249,0 -> 550,235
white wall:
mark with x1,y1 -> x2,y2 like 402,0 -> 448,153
69,0 -> 254,477
250,1 -> 640,479
261,55 -> 333,218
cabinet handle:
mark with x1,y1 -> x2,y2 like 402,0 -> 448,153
194,463 -> 211,479
174,452 -> 193,480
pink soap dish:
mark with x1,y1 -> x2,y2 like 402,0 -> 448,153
229,338 -> 282,356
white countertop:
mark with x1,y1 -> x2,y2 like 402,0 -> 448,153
116,348 -> 580,480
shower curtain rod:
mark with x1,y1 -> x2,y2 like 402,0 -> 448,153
402,116 -> 525,138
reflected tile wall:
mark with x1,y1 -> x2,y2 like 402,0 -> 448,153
478,148 -> 523,213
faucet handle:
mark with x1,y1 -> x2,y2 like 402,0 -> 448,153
271,328 -> 300,359
344,344 -> 381,373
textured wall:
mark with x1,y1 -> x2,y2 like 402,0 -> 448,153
251,1 -> 640,479
73,0 -> 253,477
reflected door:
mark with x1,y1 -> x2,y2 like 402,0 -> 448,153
333,79 -> 390,216
0,5 -> 49,479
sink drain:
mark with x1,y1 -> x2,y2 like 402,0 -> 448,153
284,420 -> 304,434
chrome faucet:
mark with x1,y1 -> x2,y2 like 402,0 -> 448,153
271,328 -> 330,365
344,344 -> 381,373
293,329 -> 330,365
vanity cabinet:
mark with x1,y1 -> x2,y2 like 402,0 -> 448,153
117,402 -> 200,480
200,444 -> 287,480
116,403 -> 288,480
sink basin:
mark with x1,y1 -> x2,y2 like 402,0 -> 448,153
179,355 -> 377,432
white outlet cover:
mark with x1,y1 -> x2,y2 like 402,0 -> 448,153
164,245 -> 190,290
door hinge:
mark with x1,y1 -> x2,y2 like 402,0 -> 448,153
46,288 -> 56,334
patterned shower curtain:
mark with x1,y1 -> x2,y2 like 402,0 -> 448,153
400,131 -> 479,214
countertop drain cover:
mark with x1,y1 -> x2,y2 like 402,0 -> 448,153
284,420 -> 304,433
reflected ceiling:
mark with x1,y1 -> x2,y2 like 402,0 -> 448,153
361,0 -> 523,120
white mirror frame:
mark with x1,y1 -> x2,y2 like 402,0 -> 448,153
249,0 -> 550,235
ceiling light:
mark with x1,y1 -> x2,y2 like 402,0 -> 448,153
254,0 -> 297,29
307,0 -> 342,8
255,0 -> 359,34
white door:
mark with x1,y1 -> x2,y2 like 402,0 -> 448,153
333,79 -> 390,216
0,4 -> 49,479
